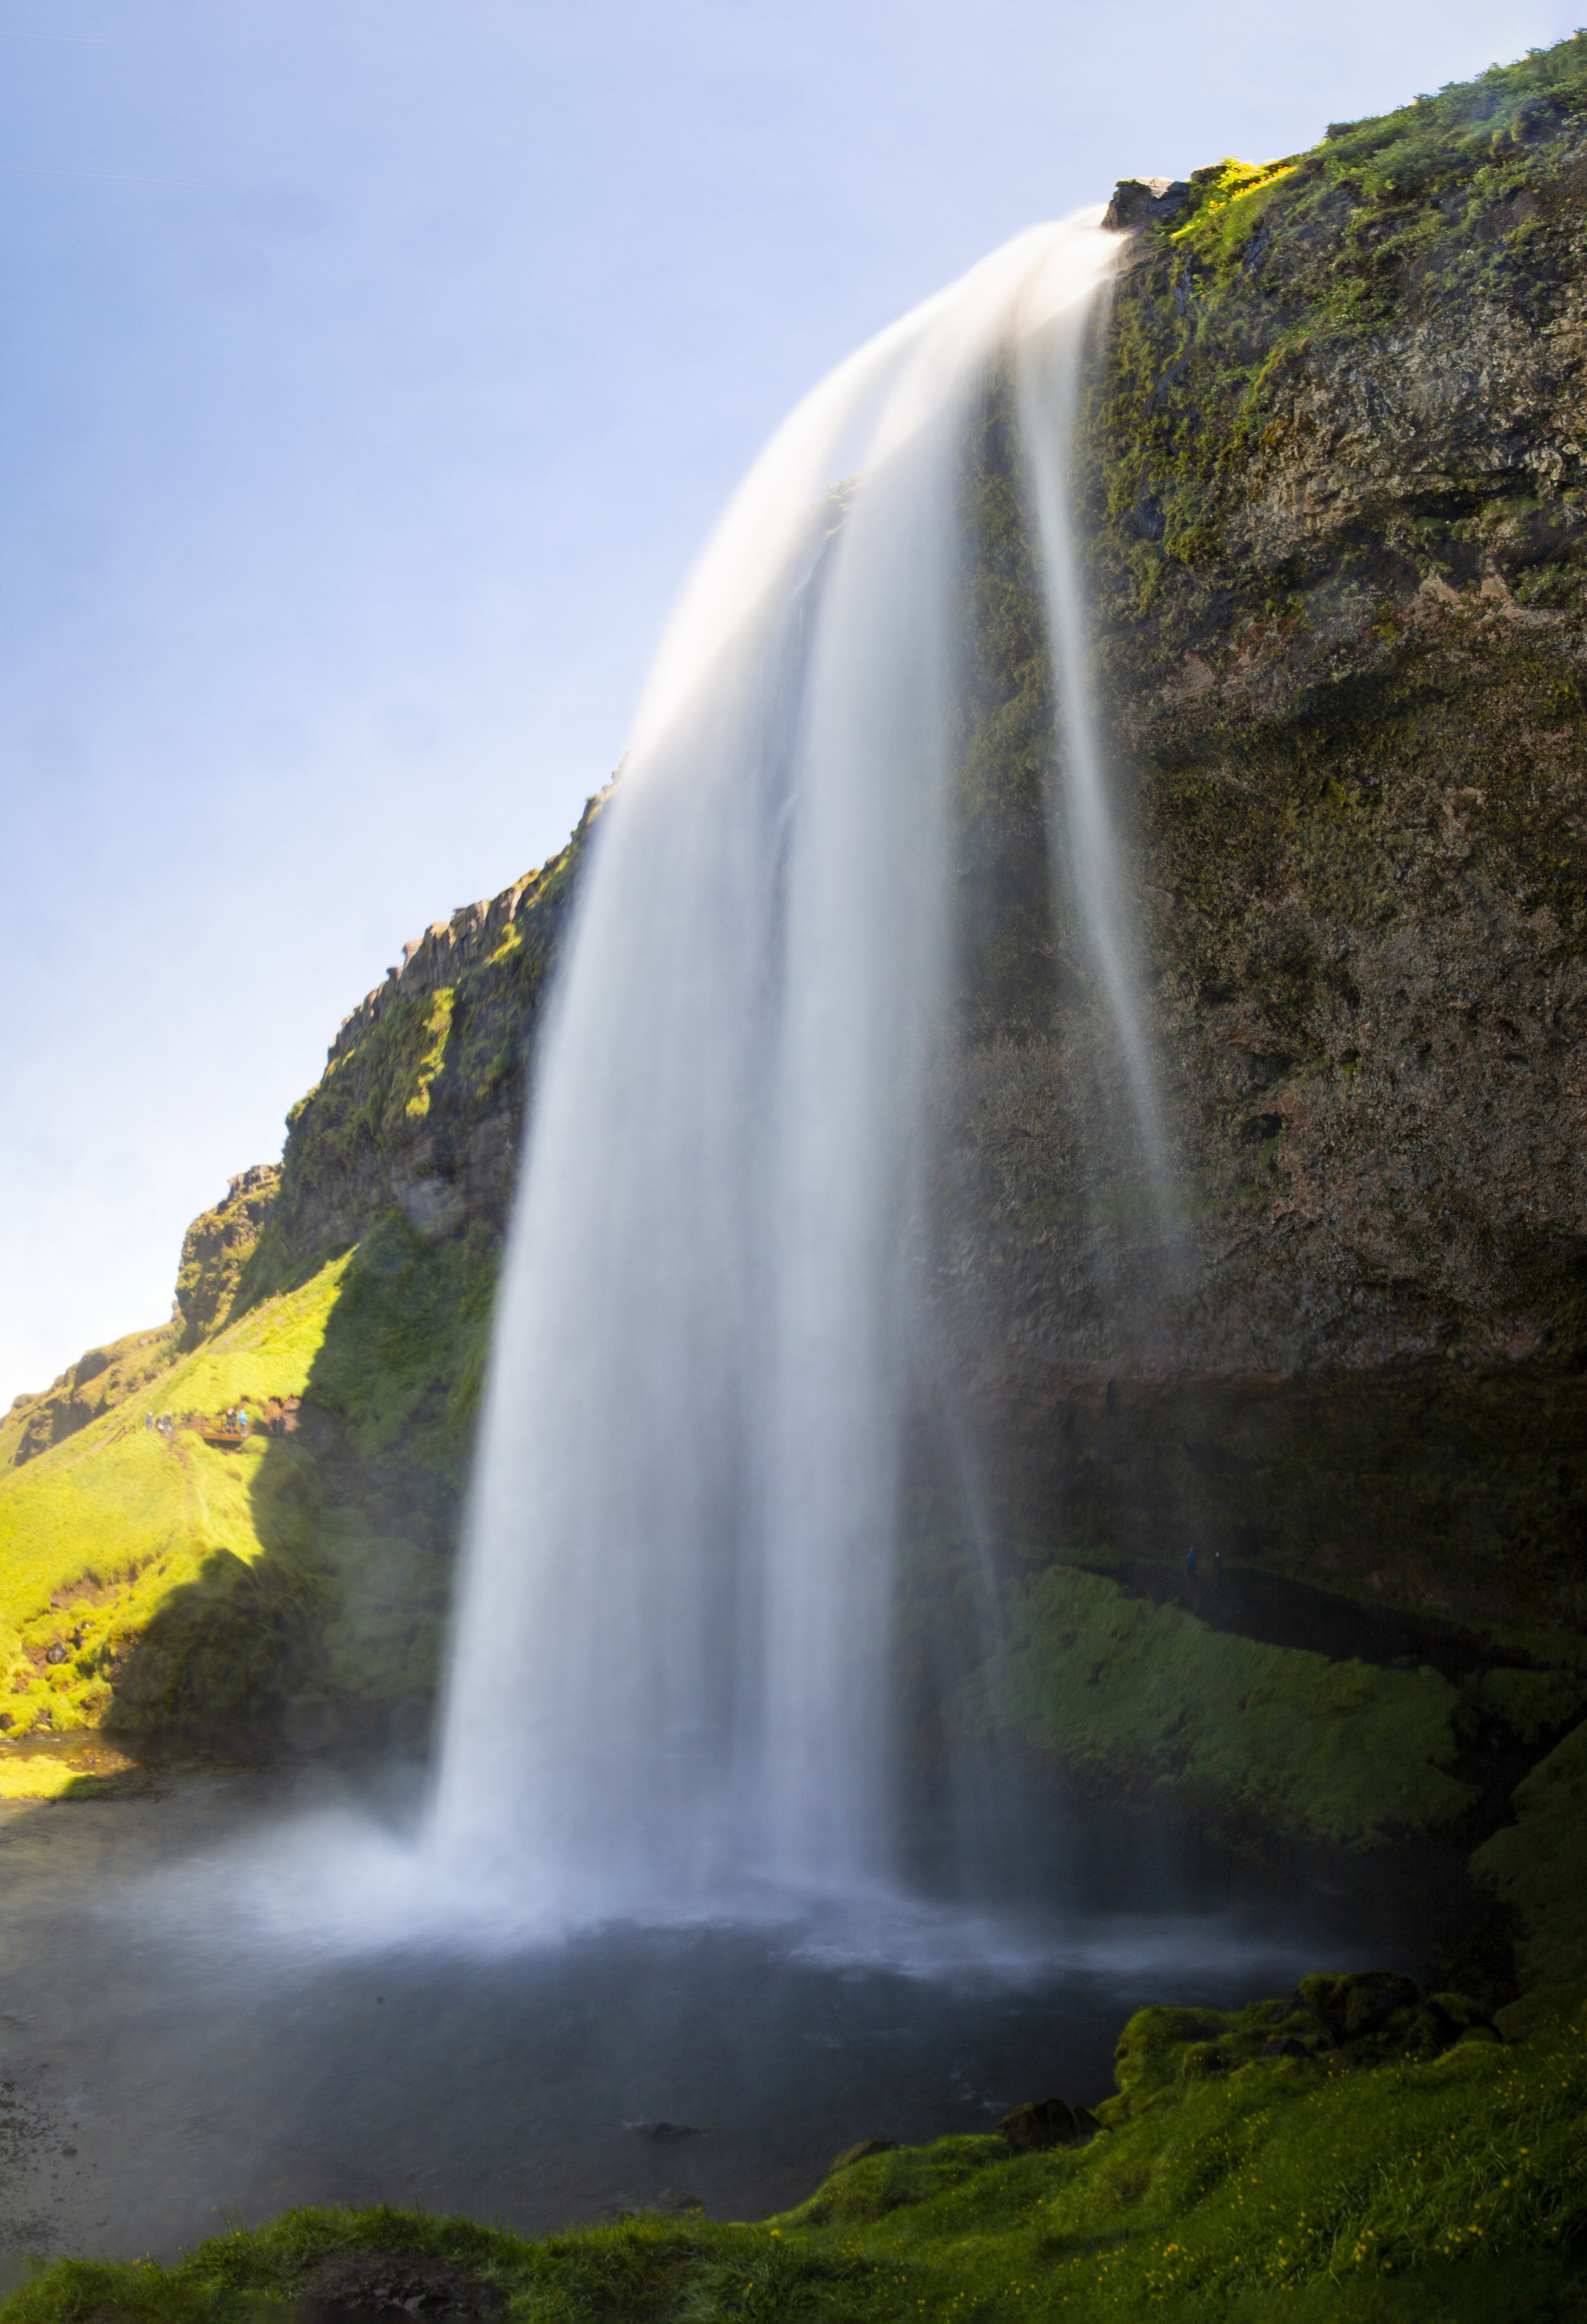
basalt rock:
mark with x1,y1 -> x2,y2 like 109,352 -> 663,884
256,791 -> 609,1276
1098,1975 -> 1500,2123
300,2252 -> 504,2321
996,2097 -> 1099,2151
173,1163 -> 281,1346
1102,177 -> 1190,232
11,46 -> 1587,1780
932,44 -> 1587,1631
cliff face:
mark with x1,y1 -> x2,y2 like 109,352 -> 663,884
932,41 -> 1587,1629
263,792 -> 604,1267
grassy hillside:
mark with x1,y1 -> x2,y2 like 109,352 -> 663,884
0,1208 -> 499,1761
0,1252 -> 352,1740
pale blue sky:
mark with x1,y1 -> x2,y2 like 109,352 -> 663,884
1,0 -> 1570,1403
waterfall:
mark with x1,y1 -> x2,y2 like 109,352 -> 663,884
1016,316 -> 1167,1180
428,214 -> 1145,1914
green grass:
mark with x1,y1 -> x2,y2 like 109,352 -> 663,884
4,2010 -> 1583,2321
0,1255 -> 352,1733
0,1202 -> 505,1739
303,1212 -> 497,1466
953,1559 -> 1477,1850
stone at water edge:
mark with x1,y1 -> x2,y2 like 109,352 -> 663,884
997,2097 -> 1100,2152
300,2252 -> 503,2321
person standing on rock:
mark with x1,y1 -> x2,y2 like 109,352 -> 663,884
1185,1544 -> 1198,1586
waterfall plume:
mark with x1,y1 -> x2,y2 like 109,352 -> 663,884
430,214 -> 1152,1914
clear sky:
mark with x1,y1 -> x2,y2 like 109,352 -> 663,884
1,0 -> 1572,1407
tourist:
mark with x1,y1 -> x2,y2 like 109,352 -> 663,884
1185,1544 -> 1197,1584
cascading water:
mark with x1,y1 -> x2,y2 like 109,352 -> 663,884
1016,310 -> 1168,1181
428,213 -> 1157,1915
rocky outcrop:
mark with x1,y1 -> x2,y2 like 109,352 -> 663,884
1,1325 -> 180,1468
173,1164 -> 281,1346
256,792 -> 608,1278
1,1166 -> 284,1469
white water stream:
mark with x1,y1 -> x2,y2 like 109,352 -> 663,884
429,214 -> 1152,1915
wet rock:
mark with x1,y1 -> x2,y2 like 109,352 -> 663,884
1296,1970 -> 1421,2039
628,2120 -> 705,2142
299,2252 -> 503,2321
830,2138 -> 898,2171
1103,178 -> 1192,231
997,2097 -> 1099,2151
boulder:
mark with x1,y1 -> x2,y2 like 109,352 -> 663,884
997,2097 -> 1099,2151
1101,177 -> 1191,230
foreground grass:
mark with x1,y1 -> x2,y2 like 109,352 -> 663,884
4,2010 -> 1583,2322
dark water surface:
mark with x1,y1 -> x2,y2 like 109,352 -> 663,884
0,1754 -> 1438,2264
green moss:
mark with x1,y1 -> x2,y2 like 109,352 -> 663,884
1096,1978 -> 1501,2130
384,989 -> 455,1130
0,1254 -> 354,1735
1463,1666 -> 1587,1747
303,1212 -> 496,1466
1473,1718 -> 1587,2001
987,1562 -> 1473,1848
0,1202 -> 504,1740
